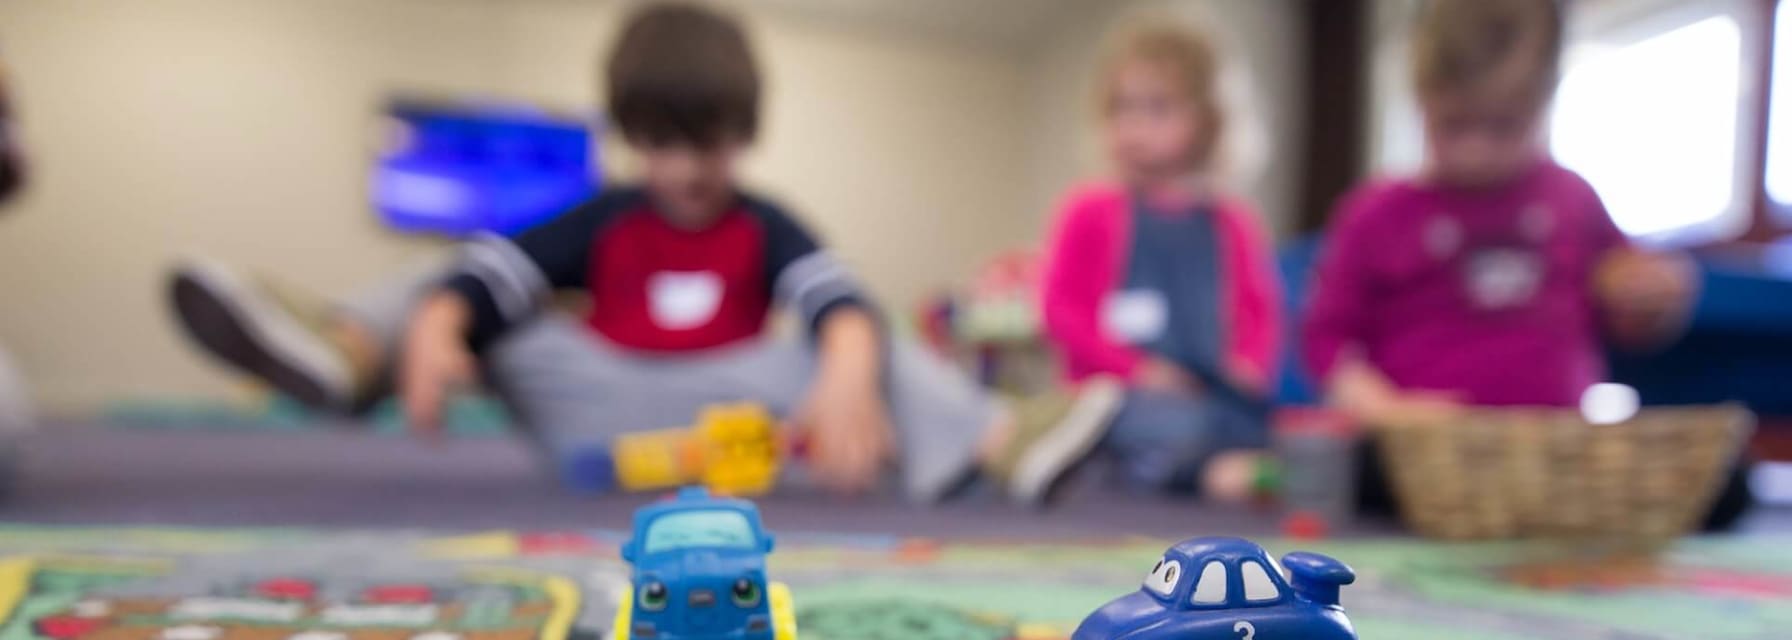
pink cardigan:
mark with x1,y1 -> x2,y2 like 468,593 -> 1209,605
1039,182 -> 1283,395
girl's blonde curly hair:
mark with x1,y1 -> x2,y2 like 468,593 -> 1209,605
1096,22 -> 1227,170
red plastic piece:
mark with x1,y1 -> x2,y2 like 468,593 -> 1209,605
1282,510 -> 1330,541
894,538 -> 943,564
363,584 -> 434,604
35,616 -> 103,639
518,531 -> 599,555
255,577 -> 317,601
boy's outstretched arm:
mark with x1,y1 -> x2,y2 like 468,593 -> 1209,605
798,306 -> 893,495
749,198 -> 892,494
401,193 -> 631,432
401,292 -> 478,435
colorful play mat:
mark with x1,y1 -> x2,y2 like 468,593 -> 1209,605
0,527 -> 1783,640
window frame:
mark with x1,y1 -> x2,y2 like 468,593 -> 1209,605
1763,0 -> 1791,234
1552,0 -> 1767,246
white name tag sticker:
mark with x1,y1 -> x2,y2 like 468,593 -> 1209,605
648,270 -> 724,330
1102,289 -> 1168,344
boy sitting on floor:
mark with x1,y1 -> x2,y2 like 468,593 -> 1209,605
167,2 -> 1111,504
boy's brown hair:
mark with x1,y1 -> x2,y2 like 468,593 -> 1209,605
1096,22 -> 1226,168
606,2 -> 760,148
1412,0 -> 1564,105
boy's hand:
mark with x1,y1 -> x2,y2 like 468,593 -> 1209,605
794,372 -> 894,495
400,292 -> 477,438
1595,249 -> 1697,347
1135,356 -> 1202,397
793,309 -> 894,495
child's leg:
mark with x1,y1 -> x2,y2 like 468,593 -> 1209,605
1104,390 -> 1213,491
983,377 -> 1127,506
1103,389 -> 1269,496
881,343 -> 1013,502
671,339 -> 997,502
478,317 -> 754,477
330,256 -> 462,366
167,256 -> 445,412
700,339 -> 1122,504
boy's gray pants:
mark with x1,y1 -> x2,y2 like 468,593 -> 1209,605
339,259 -> 995,502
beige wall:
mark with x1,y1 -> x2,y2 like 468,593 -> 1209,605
0,0 -> 1301,412
0,0 -> 1035,411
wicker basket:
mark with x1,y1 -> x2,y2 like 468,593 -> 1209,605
1374,404 -> 1753,543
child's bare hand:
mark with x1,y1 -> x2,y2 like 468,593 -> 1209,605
400,293 -> 476,438
1595,249 -> 1697,346
792,375 -> 893,495
796,308 -> 893,495
1135,357 -> 1202,397
1369,390 -> 1467,428
1329,356 -> 1464,427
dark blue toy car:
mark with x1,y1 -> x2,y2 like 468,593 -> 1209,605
1073,537 -> 1357,640
614,487 -> 796,640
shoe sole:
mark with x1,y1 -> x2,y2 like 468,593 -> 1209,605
1011,378 -> 1124,507
169,261 -> 351,411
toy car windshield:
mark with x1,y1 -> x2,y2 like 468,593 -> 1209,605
642,509 -> 758,554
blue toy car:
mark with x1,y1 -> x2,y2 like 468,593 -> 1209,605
1073,537 -> 1357,640
614,487 -> 796,640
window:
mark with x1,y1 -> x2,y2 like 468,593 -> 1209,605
643,510 -> 756,554
1768,0 -> 1792,219
1552,8 -> 1751,242
1239,561 -> 1282,602
1190,562 -> 1228,605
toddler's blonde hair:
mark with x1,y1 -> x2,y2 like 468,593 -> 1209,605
1096,22 -> 1226,169
1412,0 -> 1564,105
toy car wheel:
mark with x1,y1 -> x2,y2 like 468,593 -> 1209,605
769,581 -> 798,640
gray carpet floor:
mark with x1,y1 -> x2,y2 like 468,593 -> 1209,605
4,422 -> 1785,538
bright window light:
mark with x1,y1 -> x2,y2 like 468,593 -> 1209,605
1551,16 -> 1744,239
1768,1 -> 1792,212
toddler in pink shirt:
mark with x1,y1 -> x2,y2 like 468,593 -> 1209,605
1304,0 -> 1696,426
1036,22 -> 1283,499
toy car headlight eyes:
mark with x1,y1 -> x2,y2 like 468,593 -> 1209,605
1144,559 -> 1181,597
731,578 -> 762,607
640,581 -> 669,611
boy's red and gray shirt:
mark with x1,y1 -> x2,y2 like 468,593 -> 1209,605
442,186 -> 870,352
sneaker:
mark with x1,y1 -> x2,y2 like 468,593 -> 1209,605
166,258 -> 360,411
995,377 -> 1124,507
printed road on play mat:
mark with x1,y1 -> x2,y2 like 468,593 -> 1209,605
0,527 -> 1783,640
